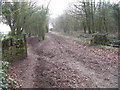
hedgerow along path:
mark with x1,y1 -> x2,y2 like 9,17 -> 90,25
9,32 -> 118,88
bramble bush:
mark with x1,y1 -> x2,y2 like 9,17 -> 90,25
0,61 -> 16,89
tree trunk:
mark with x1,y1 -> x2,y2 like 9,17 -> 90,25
83,22 -> 87,34
118,10 -> 120,40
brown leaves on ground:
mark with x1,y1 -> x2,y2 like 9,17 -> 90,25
9,32 -> 118,88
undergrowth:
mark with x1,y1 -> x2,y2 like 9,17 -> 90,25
0,61 -> 16,89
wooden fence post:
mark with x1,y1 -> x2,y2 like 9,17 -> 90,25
24,34 -> 27,57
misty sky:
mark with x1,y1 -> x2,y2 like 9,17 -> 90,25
37,0 -> 119,18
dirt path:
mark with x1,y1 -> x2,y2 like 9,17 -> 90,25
9,32 -> 118,88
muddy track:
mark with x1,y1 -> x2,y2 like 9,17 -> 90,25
9,33 -> 118,88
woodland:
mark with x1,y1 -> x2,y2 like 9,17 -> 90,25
0,0 -> 119,89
